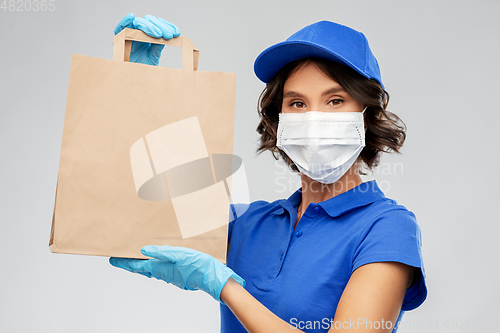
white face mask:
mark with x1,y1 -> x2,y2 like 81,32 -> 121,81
276,108 -> 366,184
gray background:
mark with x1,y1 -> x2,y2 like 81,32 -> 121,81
1,0 -> 499,332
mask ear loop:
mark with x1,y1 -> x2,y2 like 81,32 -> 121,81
362,106 -> 368,131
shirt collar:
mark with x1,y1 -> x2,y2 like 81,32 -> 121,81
319,180 -> 385,217
272,180 -> 385,218
270,188 -> 302,216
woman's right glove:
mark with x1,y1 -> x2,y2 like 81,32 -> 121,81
114,13 -> 181,66
110,245 -> 245,304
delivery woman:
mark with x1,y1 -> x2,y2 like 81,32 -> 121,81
110,14 -> 427,333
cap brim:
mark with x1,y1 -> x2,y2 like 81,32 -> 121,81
254,40 -> 370,84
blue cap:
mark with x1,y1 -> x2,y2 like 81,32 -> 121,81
254,21 -> 384,88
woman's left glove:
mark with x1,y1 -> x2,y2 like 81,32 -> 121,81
109,245 -> 245,304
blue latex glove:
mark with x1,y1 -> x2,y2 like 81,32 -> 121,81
110,245 -> 245,303
114,13 -> 181,65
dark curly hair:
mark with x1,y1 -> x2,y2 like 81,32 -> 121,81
256,57 -> 406,174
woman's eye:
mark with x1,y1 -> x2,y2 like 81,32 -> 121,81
328,99 -> 344,106
290,101 -> 305,108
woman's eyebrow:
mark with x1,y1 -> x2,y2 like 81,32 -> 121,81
283,91 -> 302,98
283,87 -> 345,98
321,87 -> 345,96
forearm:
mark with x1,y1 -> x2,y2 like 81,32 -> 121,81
220,278 -> 304,333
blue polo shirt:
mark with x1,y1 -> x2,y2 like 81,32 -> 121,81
220,180 -> 427,333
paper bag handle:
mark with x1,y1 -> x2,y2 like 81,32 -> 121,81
112,28 -> 199,71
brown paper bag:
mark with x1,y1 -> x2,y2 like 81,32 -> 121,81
49,29 -> 239,262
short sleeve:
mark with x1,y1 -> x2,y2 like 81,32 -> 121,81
352,208 -> 427,311
227,203 -> 251,246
